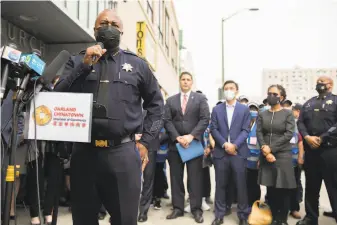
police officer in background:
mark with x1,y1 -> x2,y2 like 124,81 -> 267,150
54,9 -> 164,225
297,76 -> 337,225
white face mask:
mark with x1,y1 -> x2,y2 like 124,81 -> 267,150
224,90 -> 236,101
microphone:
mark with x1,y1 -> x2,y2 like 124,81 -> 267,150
19,49 -> 46,76
35,50 -> 71,93
92,42 -> 104,63
0,43 -> 22,100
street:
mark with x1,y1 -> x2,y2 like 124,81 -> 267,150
13,167 -> 335,225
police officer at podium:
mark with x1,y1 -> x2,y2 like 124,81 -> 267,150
54,9 -> 164,225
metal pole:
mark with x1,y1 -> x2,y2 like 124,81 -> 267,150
221,19 -> 225,86
220,8 -> 259,89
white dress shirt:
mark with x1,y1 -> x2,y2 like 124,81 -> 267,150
225,100 -> 236,144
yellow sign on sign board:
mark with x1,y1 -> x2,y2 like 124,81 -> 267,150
136,21 -> 146,57
136,21 -> 156,71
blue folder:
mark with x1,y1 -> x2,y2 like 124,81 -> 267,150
176,140 -> 204,163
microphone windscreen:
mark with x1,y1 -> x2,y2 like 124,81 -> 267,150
42,50 -> 71,83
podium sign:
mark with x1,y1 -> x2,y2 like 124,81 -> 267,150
27,92 -> 93,143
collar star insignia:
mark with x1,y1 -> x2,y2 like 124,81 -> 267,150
326,100 -> 333,105
122,63 -> 133,72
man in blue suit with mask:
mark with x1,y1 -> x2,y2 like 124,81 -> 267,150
210,80 -> 251,225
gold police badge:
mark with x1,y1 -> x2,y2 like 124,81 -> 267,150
33,105 -> 52,126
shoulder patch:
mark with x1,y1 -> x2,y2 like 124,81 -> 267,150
122,49 -> 137,56
122,49 -> 147,62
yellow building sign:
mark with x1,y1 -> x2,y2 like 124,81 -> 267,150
136,21 -> 156,71
136,21 -> 146,57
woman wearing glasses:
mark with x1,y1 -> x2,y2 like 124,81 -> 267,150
256,85 -> 296,225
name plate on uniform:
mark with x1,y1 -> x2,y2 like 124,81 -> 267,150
27,92 -> 93,143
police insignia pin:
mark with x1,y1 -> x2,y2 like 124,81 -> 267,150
122,63 -> 133,72
326,100 -> 333,105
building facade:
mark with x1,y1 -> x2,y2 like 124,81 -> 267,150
262,66 -> 337,103
1,0 -> 180,95
179,48 -> 197,90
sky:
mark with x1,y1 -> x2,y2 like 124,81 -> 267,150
174,0 -> 337,107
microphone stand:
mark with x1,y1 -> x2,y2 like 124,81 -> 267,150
2,92 -> 21,225
2,74 -> 30,225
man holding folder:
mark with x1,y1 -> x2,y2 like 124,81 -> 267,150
164,72 -> 210,223
210,80 -> 251,225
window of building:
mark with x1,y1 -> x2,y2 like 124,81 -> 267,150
108,0 -> 117,9
171,29 -> 178,69
65,1 -> 79,20
89,0 -> 97,29
98,0 -> 105,14
77,0 -> 80,19
146,0 -> 154,23
164,9 -> 170,56
174,39 -> 178,72
87,1 -> 90,27
78,0 -> 89,28
158,1 -> 164,45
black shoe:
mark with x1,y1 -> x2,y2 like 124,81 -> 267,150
296,217 -> 317,225
239,219 -> 248,225
138,213 -> 148,222
193,211 -> 204,223
154,199 -> 162,210
163,192 -> 170,199
10,216 -> 16,220
323,211 -> 336,218
166,209 -> 184,219
98,212 -> 106,220
211,218 -> 223,225
224,208 -> 232,216
205,197 -> 213,204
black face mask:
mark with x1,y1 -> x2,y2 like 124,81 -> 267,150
316,83 -> 328,94
267,95 -> 280,106
95,26 -> 121,52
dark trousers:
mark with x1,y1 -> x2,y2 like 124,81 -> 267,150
202,166 -> 211,198
304,149 -> 337,224
27,154 -> 63,218
214,155 -> 249,220
139,151 -> 156,214
70,142 -> 141,225
267,187 -> 291,222
153,162 -> 166,198
225,169 -> 237,208
168,150 -> 203,214
290,166 -> 301,212
163,163 -> 168,192
246,169 -> 261,207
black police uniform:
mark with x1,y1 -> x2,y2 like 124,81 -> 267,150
54,49 -> 164,225
297,92 -> 337,225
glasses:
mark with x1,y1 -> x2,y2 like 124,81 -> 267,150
267,92 -> 278,97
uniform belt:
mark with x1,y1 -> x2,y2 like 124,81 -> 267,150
93,136 -> 132,148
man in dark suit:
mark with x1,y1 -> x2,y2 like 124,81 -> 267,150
210,80 -> 251,225
164,71 -> 210,223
